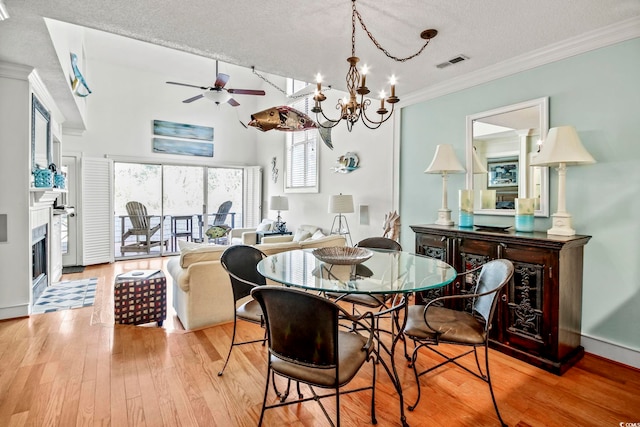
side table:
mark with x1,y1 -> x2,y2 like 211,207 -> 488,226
256,230 -> 292,243
114,270 -> 167,326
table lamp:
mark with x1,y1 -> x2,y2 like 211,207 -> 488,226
425,144 -> 466,225
328,194 -> 354,245
530,125 -> 595,236
270,195 -> 289,232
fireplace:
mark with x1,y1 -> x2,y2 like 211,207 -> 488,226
32,224 -> 48,301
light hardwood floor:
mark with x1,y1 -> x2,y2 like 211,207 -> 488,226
1,258 -> 639,426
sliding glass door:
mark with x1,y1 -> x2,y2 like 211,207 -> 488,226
114,162 -> 245,259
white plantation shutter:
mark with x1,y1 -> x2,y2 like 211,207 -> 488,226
243,166 -> 262,228
285,97 -> 318,193
81,157 -> 114,265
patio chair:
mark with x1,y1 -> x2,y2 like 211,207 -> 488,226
403,258 -> 514,426
120,201 -> 165,254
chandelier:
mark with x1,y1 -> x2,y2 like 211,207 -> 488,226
312,0 -> 437,131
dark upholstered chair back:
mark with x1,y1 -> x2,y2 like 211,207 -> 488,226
356,237 -> 402,252
221,245 -> 267,302
252,286 -> 340,368
472,259 -> 514,324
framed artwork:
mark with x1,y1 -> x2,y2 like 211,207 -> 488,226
31,94 -> 51,171
152,138 -> 213,157
488,160 -> 518,187
152,120 -> 214,141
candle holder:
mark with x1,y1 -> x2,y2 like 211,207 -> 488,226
515,198 -> 535,232
459,190 -> 474,228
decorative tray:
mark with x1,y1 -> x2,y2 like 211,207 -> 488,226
474,225 -> 512,232
312,246 -> 373,265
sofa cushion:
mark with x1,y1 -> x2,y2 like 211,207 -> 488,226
254,241 -> 300,256
178,240 -> 227,268
299,234 -> 346,249
310,229 -> 326,240
293,229 -> 312,242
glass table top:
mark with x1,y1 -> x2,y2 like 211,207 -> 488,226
257,249 -> 456,294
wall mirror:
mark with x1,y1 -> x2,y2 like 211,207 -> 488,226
465,97 -> 549,217
31,94 -> 51,172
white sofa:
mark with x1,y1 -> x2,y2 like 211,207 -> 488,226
166,233 -> 346,330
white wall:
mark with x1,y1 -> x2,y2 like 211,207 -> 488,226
256,87 -> 396,245
0,63 -> 32,319
62,44 -> 270,165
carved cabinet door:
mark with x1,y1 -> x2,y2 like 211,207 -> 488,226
498,243 -> 556,359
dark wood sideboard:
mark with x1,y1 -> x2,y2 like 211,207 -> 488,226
410,224 -> 591,375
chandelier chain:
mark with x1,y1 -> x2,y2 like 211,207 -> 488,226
353,4 -> 433,62
251,67 -> 331,99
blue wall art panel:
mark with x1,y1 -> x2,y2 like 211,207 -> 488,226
152,138 -> 214,157
153,120 -> 214,141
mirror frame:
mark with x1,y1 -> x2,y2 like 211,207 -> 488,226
31,94 -> 51,172
465,97 -> 550,217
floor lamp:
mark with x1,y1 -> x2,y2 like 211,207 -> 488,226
329,194 -> 354,246
424,144 -> 466,226
270,195 -> 289,232
530,126 -> 595,236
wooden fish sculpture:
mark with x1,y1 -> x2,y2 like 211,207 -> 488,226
248,106 -> 318,132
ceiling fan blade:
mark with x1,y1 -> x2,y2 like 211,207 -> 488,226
227,88 -> 266,96
183,94 -> 204,103
167,81 -> 208,90
214,73 -> 230,88
227,98 -> 240,107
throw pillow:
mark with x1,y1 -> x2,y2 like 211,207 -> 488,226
256,219 -> 274,232
205,225 -> 230,239
293,229 -> 312,242
310,230 -> 326,240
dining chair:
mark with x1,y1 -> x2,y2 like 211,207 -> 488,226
251,285 -> 377,427
327,237 -> 403,311
403,258 -> 514,426
218,245 -> 267,376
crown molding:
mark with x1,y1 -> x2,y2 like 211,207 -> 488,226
0,61 -> 32,80
402,16 -> 640,107
28,69 -> 65,126
62,127 -> 86,137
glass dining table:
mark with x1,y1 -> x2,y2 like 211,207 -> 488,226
257,248 -> 457,426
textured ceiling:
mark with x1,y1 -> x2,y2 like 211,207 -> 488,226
1,0 -> 639,131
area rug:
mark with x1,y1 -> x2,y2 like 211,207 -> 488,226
32,278 -> 97,314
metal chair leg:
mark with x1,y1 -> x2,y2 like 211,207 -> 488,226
484,343 -> 507,427
218,314 -> 238,376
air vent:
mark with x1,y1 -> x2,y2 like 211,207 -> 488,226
436,54 -> 469,69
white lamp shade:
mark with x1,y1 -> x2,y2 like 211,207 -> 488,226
472,148 -> 488,174
328,194 -> 354,214
424,144 -> 466,174
203,89 -> 231,104
270,195 -> 289,211
531,126 -> 596,166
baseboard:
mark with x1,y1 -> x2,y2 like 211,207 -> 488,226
0,303 -> 29,321
582,334 -> 640,370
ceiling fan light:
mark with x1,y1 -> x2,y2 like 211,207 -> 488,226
203,90 -> 231,104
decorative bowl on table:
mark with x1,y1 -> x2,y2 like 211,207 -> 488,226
312,246 -> 373,265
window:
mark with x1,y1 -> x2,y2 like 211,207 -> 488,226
285,85 -> 318,193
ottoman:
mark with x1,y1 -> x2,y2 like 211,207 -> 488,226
114,270 -> 167,326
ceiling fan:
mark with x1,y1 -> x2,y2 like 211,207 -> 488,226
166,61 -> 265,107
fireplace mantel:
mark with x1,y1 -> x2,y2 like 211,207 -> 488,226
30,187 -> 66,208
